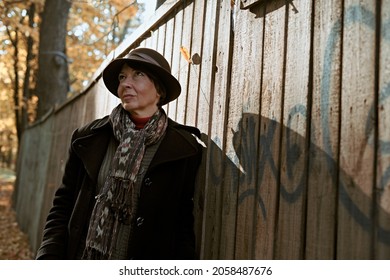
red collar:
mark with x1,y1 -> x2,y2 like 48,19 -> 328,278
130,115 -> 151,129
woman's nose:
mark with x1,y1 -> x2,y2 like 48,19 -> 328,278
120,76 -> 134,86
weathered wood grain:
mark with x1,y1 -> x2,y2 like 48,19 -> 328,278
375,0 -> 390,259
166,11 -> 181,120
337,0 -> 377,259
185,0 -> 206,127
218,66 -> 240,258
305,0 -> 342,259
275,0 -> 312,259
13,0 -> 390,260
191,0 -> 218,259
254,0 -> 286,260
200,0 -> 233,260
232,2 -> 264,259
162,18 -> 174,117
176,1 -> 194,124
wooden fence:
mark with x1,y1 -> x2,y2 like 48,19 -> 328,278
14,0 -> 390,259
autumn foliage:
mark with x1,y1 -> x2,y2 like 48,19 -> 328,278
0,0 -> 143,169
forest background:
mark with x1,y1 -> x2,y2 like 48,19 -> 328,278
0,0 -> 163,170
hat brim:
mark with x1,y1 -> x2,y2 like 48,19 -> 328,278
102,58 -> 181,105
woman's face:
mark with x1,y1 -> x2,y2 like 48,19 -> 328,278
117,63 -> 161,117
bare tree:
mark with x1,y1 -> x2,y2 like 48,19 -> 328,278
4,3 -> 36,142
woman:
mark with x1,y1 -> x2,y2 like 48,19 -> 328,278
36,48 -> 203,260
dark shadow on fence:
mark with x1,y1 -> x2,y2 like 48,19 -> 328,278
196,113 -> 390,259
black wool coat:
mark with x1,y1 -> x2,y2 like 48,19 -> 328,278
36,116 -> 203,260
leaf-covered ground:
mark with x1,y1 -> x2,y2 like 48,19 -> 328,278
0,170 -> 34,260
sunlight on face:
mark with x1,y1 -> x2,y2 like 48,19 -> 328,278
117,64 -> 161,117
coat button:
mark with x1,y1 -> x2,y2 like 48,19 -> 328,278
136,217 -> 144,227
144,178 -> 152,187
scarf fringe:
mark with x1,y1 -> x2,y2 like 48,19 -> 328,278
82,247 -> 110,260
82,106 -> 168,260
83,178 -> 135,259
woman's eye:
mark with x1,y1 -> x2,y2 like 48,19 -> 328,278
135,71 -> 144,76
118,73 -> 126,81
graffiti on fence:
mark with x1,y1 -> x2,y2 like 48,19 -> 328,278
203,4 -> 390,247
322,4 -> 390,244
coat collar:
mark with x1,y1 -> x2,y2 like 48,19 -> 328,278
148,120 -> 200,171
72,116 -> 201,182
71,117 -> 112,183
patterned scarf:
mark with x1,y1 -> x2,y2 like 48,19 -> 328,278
82,104 -> 168,259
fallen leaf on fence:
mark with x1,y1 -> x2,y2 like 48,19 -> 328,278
180,46 -> 192,64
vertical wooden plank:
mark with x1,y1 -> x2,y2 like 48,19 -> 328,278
141,33 -> 150,48
93,82 -> 114,118
192,1 -> 213,133
305,0 -> 342,259
233,3 -> 264,259
156,22 -> 166,55
15,119 -> 53,252
145,27 -> 159,50
176,1 -> 194,124
254,0 -> 286,259
375,0 -> 390,259
139,39 -> 147,48
185,0 -> 206,127
200,0 -> 232,260
338,0 -> 376,259
91,81 -> 119,120
192,0 -> 217,258
213,1 -> 238,259
275,0 -> 312,259
167,9 -> 183,120
162,18 -> 174,116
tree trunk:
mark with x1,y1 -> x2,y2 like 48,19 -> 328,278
6,25 -> 22,142
22,3 -> 35,126
36,0 -> 72,119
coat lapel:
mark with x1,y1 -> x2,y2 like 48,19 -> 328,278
72,117 -> 112,183
71,116 -> 201,182
148,122 -> 201,171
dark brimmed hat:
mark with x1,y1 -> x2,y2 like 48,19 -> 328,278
102,48 -> 181,105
